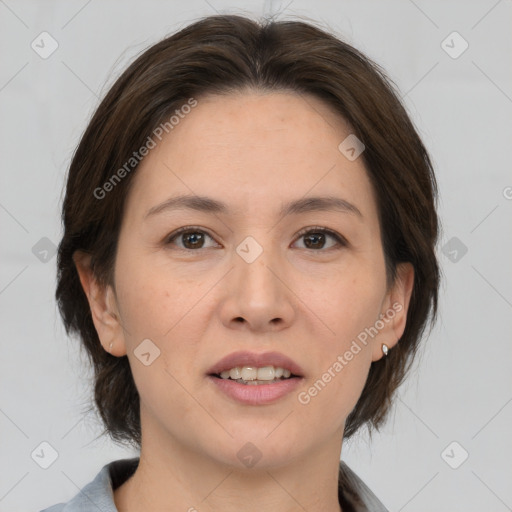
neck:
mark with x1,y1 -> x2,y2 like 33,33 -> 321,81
114,417 -> 344,512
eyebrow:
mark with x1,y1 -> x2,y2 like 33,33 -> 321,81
144,194 -> 363,220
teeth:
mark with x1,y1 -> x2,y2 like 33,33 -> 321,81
229,367 -> 242,379
218,365 -> 294,381
241,367 -> 258,381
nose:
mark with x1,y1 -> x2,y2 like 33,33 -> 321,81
219,244 -> 296,333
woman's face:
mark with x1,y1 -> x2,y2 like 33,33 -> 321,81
88,91 -> 413,468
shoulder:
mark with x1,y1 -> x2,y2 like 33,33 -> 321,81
338,461 -> 389,512
38,457 -> 139,512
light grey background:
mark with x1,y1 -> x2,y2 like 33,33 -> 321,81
1,1 -> 511,511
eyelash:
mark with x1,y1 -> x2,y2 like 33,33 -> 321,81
164,225 -> 347,252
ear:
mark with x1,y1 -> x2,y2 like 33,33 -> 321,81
72,250 -> 127,357
371,262 -> 415,362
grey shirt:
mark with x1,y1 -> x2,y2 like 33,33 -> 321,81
39,457 -> 388,512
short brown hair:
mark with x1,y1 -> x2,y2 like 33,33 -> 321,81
56,14 -> 441,448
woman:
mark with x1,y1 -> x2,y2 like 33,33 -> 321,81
41,13 -> 440,512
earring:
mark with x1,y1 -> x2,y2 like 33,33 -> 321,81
381,344 -> 389,357
109,341 -> 114,353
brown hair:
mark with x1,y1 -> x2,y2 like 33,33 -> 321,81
56,14 -> 441,448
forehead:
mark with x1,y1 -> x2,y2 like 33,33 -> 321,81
123,91 -> 379,223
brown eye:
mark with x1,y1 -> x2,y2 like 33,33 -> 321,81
165,227 -> 217,250
293,227 -> 346,251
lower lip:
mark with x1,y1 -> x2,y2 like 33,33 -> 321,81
207,375 -> 303,405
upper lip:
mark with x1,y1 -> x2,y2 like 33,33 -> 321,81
207,350 -> 305,377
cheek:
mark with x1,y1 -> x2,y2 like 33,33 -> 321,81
114,254 -> 212,394
114,260 -> 205,410
297,296 -> 378,433
297,271 -> 382,410
114,251 -> 199,339
313,268 -> 384,344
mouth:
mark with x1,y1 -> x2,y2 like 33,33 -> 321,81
207,372 -> 303,405
206,350 -> 305,404
207,350 -> 305,382
208,366 -> 303,385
